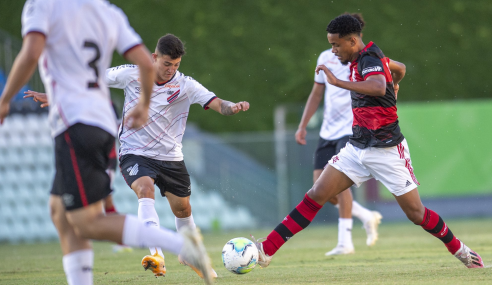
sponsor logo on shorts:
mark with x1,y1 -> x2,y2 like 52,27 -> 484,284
361,66 -> 383,76
405,180 -> 412,187
62,193 -> 74,207
135,86 -> 140,94
127,163 -> 139,176
332,155 -> 339,163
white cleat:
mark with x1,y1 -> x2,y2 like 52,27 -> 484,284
454,241 -> 484,268
364,211 -> 382,246
325,245 -> 355,256
179,226 -> 213,285
250,235 -> 273,268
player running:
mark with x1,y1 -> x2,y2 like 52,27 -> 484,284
25,33 -> 250,279
253,14 -> 483,269
0,1 -> 213,284
296,13 -> 383,256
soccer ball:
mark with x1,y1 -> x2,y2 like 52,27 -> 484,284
222,237 -> 258,274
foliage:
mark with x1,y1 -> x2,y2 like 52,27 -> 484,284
0,1 -> 491,132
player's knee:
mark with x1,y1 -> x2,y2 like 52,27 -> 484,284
171,201 -> 192,218
406,210 -> 424,224
135,184 -> 155,199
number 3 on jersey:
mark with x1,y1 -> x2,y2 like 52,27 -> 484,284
84,41 -> 101,89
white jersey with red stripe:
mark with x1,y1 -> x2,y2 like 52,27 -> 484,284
21,0 -> 142,137
106,66 -> 217,161
314,49 -> 353,141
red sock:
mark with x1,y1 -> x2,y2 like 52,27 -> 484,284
262,194 -> 322,256
420,208 -> 461,254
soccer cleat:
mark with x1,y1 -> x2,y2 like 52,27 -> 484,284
324,245 -> 355,256
179,255 -> 218,279
250,235 -> 273,268
179,226 -> 213,285
454,242 -> 484,268
141,250 -> 166,277
364,211 -> 383,246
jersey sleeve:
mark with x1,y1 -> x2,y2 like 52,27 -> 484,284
111,6 -> 142,55
21,0 -> 52,37
106,65 -> 137,89
314,53 -> 326,84
185,76 -> 217,109
359,55 -> 385,80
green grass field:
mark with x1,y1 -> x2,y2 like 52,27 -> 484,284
1,218 -> 491,284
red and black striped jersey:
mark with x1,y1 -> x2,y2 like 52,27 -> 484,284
348,41 -> 404,148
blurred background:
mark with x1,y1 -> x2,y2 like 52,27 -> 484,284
0,0 -> 491,243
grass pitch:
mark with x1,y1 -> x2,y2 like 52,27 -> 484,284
0,218 -> 491,284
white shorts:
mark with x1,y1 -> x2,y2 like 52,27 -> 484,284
328,139 -> 420,196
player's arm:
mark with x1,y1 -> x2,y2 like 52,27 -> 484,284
122,45 -> 154,128
388,59 -> 405,84
295,83 -> 325,145
0,32 -> 45,124
315,65 -> 386,97
207,98 -> 250,115
388,59 -> 406,97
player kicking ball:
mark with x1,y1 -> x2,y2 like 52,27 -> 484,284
252,14 -> 483,269
26,34 -> 250,279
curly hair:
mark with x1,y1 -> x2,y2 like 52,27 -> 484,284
326,14 -> 362,37
156,34 -> 186,59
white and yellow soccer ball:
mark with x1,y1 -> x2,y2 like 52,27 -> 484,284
222,237 -> 258,274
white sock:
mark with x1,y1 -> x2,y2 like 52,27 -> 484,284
175,214 -> 196,232
138,198 -> 164,257
352,201 -> 373,224
62,249 -> 93,285
338,218 -> 353,249
122,215 -> 183,256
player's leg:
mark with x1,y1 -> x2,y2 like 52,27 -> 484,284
160,161 -> 217,278
255,165 -> 354,267
119,154 -> 166,275
132,176 -> 167,276
394,189 -> 483,268
334,137 -> 382,247
255,142 -> 372,268
166,193 -> 195,231
315,137 -> 355,255
63,125 -> 212,281
50,195 -> 93,285
369,139 -> 483,268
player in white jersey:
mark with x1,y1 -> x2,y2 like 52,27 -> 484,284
0,1 -> 213,285
296,14 -> 383,256
114,34 -> 249,278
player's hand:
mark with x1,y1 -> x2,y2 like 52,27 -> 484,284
315,65 -> 338,86
23,90 -> 49,108
394,83 -> 399,99
295,128 -> 307,145
125,103 -> 149,129
0,98 -> 10,125
231,101 -> 250,114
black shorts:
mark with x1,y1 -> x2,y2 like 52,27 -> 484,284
119,154 -> 191,198
313,135 -> 350,170
51,123 -> 114,211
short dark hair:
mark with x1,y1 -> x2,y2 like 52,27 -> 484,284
156,34 -> 185,59
326,14 -> 362,38
346,13 -> 365,30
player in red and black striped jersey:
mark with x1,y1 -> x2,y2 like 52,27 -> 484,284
252,14 -> 483,269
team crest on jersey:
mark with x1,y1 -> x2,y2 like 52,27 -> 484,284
167,89 -> 180,103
